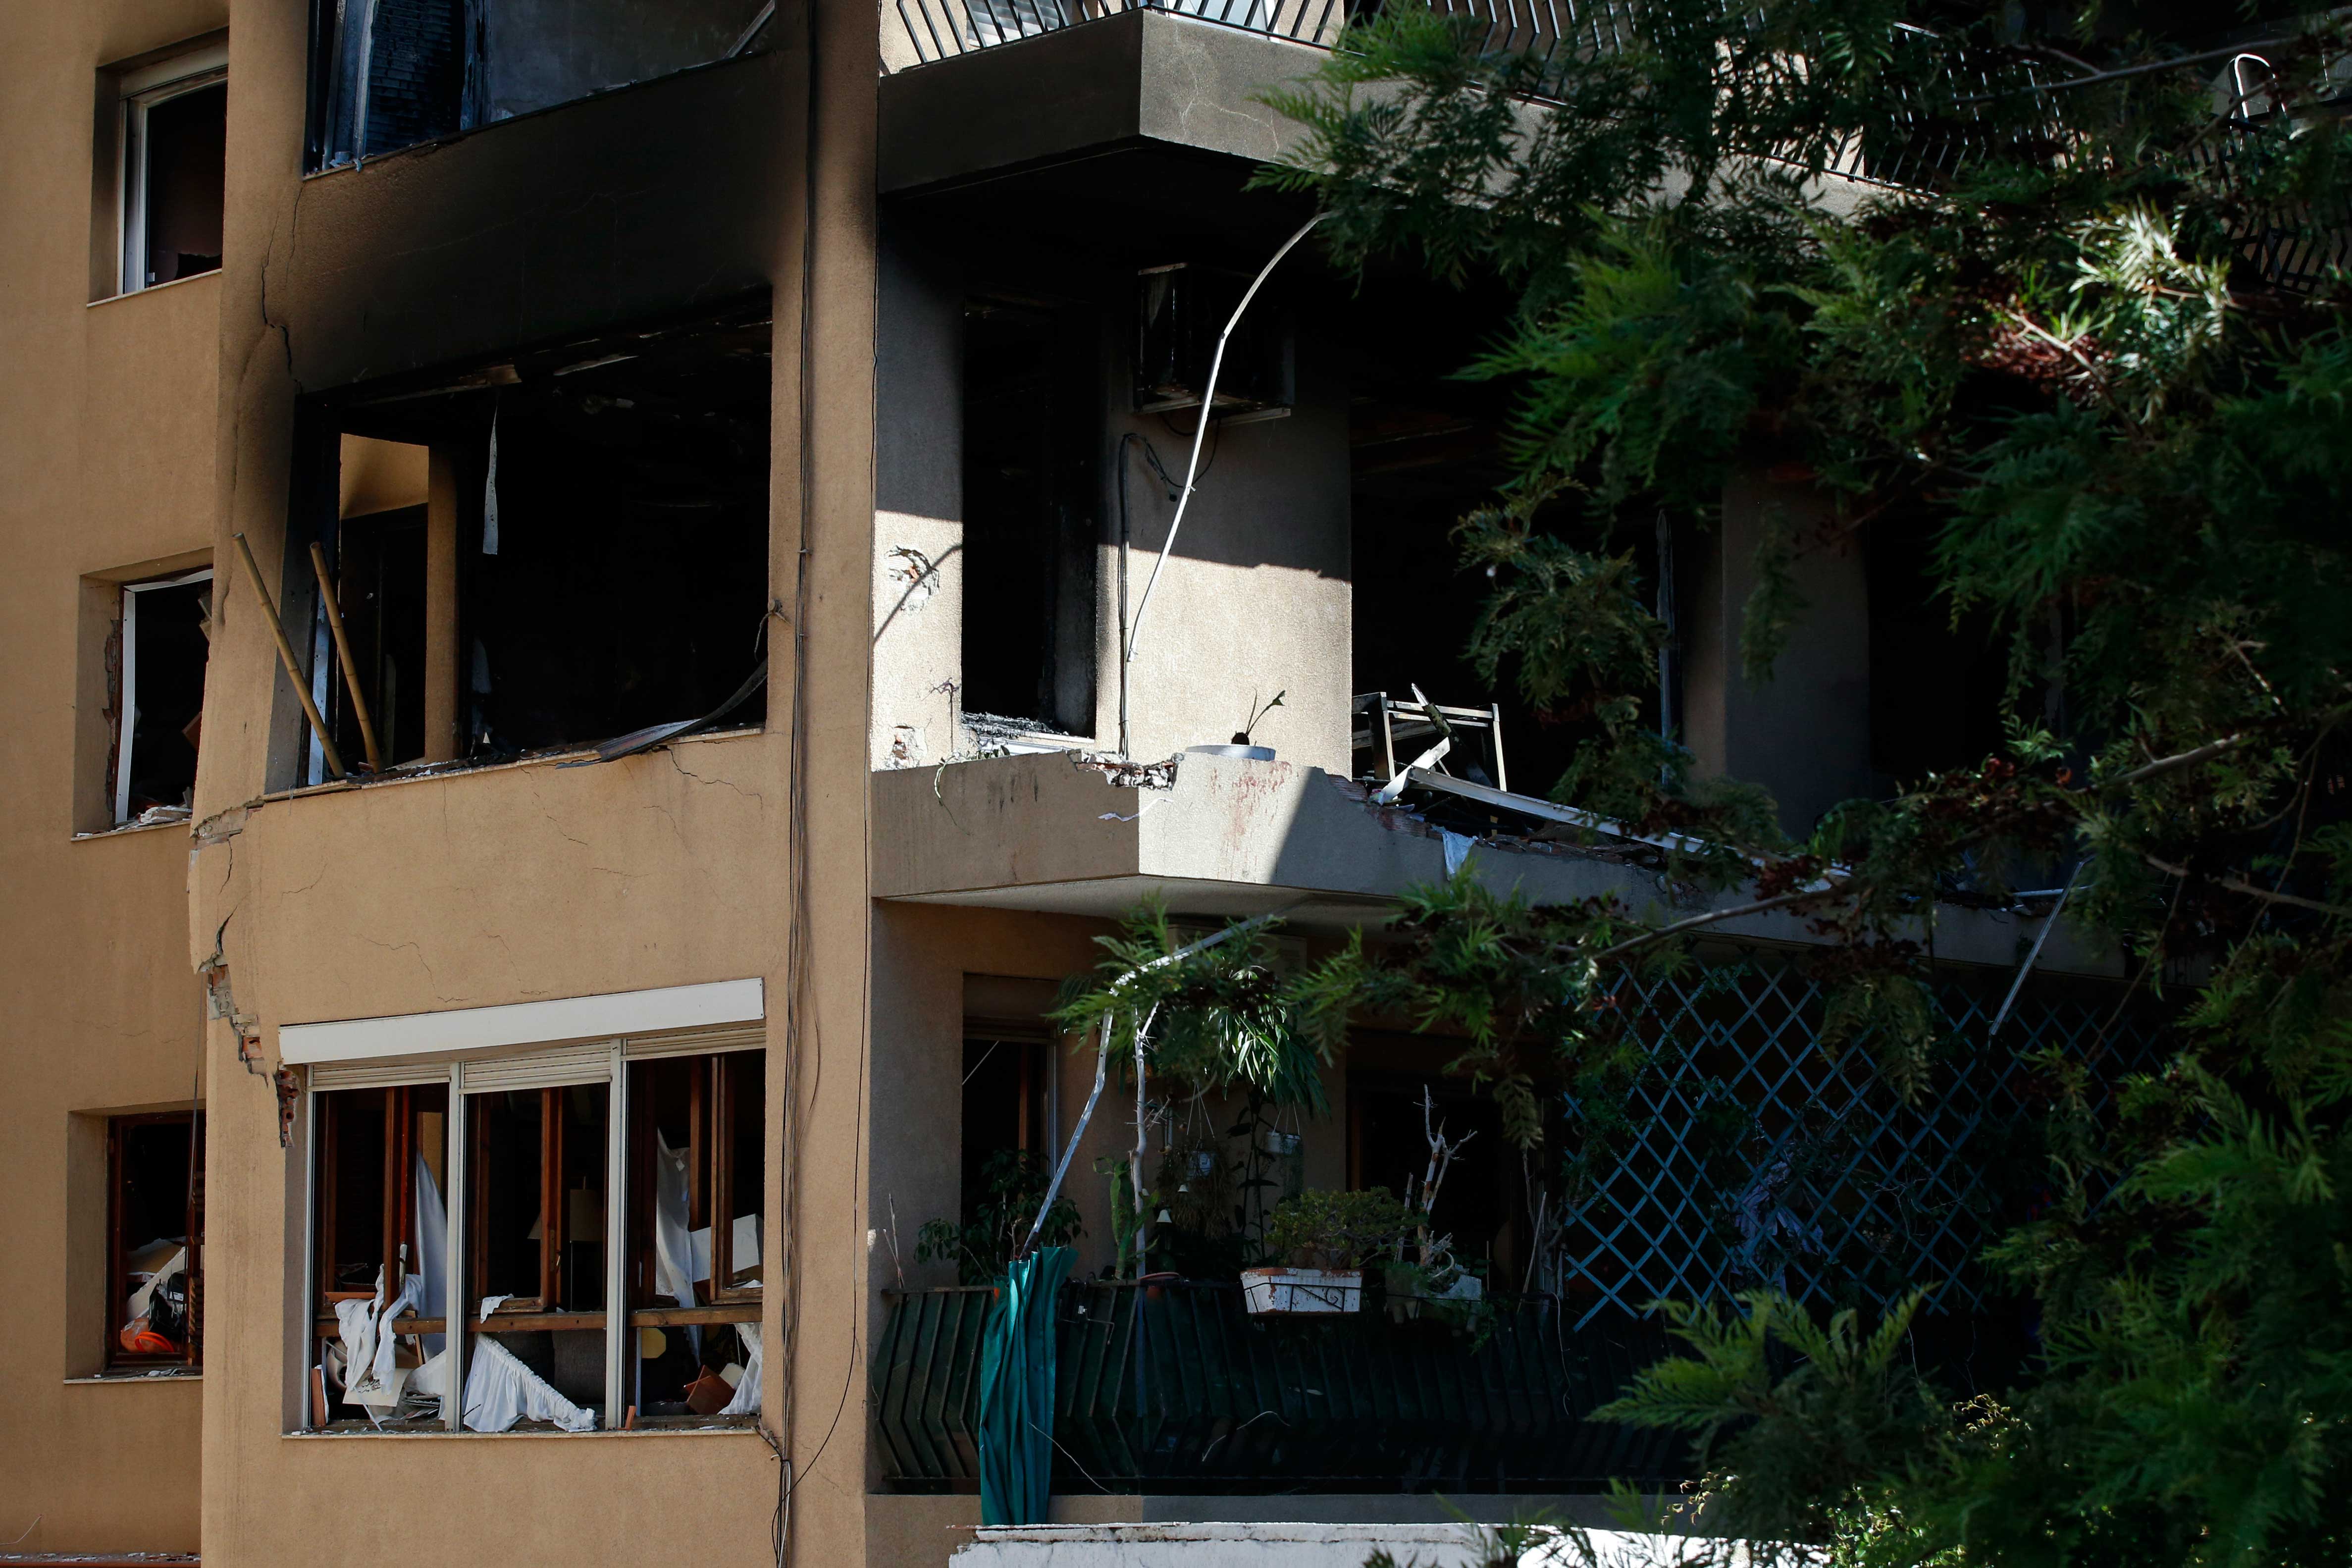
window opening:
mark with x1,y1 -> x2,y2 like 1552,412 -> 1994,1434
110,569 -> 213,827
308,1043 -> 760,1433
1346,270 -> 1587,802
307,306 -> 771,778
119,49 -> 225,295
109,1111 -> 205,1370
1348,1070 -> 1518,1284
961,295 -> 1098,734
470,1083 -> 609,1422
626,1052 -> 763,1426
959,1033 -> 1046,1227
309,0 -> 775,169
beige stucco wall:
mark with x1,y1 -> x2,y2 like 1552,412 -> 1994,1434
175,0 -> 883,1563
0,0 -> 231,1549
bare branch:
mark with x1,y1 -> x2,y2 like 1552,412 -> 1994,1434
1592,879 -> 1852,963
2144,856 -> 2352,920
2099,734 -> 2246,791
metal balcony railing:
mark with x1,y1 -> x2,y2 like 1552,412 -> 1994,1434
872,1280 -> 1690,1492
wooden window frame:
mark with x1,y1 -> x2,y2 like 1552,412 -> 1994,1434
106,1109 -> 204,1371
468,1087 -> 571,1313
627,1052 -> 764,1312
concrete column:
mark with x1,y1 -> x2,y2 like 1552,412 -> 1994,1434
424,445 -> 461,762
1682,471 -> 1872,839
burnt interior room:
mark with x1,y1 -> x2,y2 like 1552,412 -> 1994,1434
960,291 -> 1100,734
1344,267 -> 1596,803
313,306 -> 771,771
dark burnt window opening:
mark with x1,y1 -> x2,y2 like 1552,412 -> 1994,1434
325,504 -> 429,769
1345,271 -> 1602,802
108,1111 -> 205,1369
960,295 -> 1100,736
306,0 -> 774,169
308,304 -> 772,775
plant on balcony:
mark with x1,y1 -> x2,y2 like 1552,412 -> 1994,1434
1264,1187 -> 1415,1270
915,1149 -> 1081,1287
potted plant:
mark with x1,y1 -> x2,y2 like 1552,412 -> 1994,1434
1244,1188 -> 1410,1315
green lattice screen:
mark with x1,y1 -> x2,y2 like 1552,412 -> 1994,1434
1551,959 -> 2167,1329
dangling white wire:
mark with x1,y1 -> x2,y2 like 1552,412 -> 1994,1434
1123,213 -> 1325,666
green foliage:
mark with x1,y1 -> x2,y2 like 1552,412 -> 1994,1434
1051,899 -> 1335,1110
914,1149 -> 1081,1287
1242,2 -> 2352,1562
1265,1187 -> 1416,1270
1595,1291 -> 1948,1544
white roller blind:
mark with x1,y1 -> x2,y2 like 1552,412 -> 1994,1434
458,1045 -> 614,1094
622,1025 -> 764,1061
308,1058 -> 451,1092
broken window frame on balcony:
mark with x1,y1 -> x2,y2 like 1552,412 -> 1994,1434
303,1030 -> 764,1434
288,300 -> 774,786
114,43 -> 227,297
107,1110 -> 205,1373
109,567 -> 213,828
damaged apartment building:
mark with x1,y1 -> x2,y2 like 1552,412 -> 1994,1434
0,0 -> 2211,1564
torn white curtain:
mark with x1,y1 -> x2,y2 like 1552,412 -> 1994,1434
412,1151 -> 447,1356
481,402 -> 500,554
653,1132 -> 698,1308
719,1321 -> 761,1416
412,1334 -> 596,1433
339,1269 -> 426,1414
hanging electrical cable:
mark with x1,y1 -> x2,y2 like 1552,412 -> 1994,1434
1122,213 -> 1325,666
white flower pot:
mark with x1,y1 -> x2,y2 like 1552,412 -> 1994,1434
1240,1267 -> 1362,1315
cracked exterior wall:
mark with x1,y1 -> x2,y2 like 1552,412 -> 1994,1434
182,0 -> 883,1561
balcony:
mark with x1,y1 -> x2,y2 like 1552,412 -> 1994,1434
873,1279 -> 1689,1494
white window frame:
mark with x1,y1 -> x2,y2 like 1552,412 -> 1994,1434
113,567 -> 214,826
118,44 -> 229,297
300,1019 -> 764,1434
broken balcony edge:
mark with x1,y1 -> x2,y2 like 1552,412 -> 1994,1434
872,750 -> 2125,979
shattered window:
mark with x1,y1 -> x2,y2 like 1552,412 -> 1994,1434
303,305 -> 771,780
110,569 -> 212,828
310,1085 -> 449,1428
309,1045 -> 761,1433
469,1084 -> 610,1428
308,0 -> 777,168
625,1051 -> 763,1428
109,1112 -> 204,1370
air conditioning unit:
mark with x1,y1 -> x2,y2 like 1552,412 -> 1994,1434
1135,262 -> 1294,422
